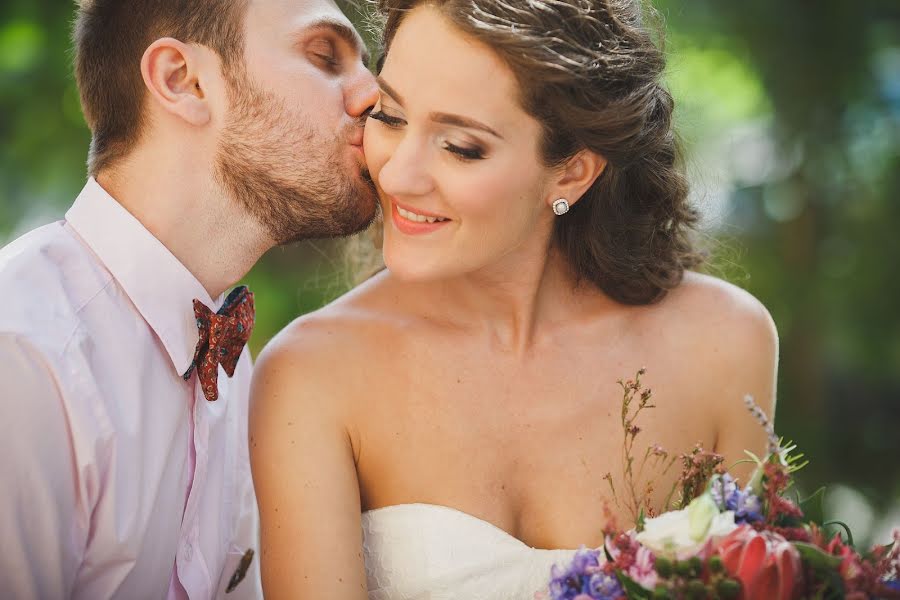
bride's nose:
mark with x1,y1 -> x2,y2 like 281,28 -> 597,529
375,135 -> 434,198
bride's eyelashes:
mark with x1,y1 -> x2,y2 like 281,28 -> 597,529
369,111 -> 487,161
368,110 -> 405,128
441,141 -> 485,161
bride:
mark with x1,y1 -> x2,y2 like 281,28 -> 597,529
249,0 -> 778,598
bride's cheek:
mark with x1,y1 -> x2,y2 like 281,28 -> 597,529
362,121 -> 380,156
363,129 -> 390,176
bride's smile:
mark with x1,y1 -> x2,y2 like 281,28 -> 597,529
391,199 -> 452,235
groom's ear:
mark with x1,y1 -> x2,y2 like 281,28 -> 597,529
551,149 -> 607,209
140,38 -> 211,127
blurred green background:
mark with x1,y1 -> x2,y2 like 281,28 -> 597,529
1,1 -> 897,546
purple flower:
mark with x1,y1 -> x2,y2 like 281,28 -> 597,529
588,572 -> 624,599
549,547 -> 609,600
711,473 -> 763,524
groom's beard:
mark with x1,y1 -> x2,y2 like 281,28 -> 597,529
214,75 -> 377,245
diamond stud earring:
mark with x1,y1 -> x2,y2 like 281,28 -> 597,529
552,198 -> 570,216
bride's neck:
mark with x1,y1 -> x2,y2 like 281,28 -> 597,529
428,244 -> 586,355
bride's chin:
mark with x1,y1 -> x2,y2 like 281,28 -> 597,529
383,263 -> 435,283
382,252 -> 445,283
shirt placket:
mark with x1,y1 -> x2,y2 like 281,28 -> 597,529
175,381 -> 213,599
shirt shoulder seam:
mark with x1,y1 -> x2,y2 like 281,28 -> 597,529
60,276 -> 117,351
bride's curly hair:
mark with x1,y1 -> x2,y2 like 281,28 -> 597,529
370,0 -> 704,305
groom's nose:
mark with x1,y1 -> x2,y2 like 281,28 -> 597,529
344,62 -> 378,118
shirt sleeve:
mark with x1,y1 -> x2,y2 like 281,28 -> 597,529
0,334 -> 84,599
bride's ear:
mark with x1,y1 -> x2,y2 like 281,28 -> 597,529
549,149 -> 607,210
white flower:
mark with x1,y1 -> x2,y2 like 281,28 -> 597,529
635,494 -> 738,559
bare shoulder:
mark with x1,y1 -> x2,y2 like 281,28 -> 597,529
251,271 -> 408,418
642,272 -> 779,417
652,273 -> 780,472
648,272 -> 779,448
656,271 -> 778,358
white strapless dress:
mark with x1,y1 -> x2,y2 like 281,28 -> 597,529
362,503 -> 579,600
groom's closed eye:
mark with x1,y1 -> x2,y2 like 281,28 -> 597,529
296,19 -> 370,71
308,38 -> 340,71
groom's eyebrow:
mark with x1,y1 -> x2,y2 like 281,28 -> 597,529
304,18 -> 370,65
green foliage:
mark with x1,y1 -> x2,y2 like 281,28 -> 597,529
799,487 -> 828,528
616,571 -> 653,599
794,543 -> 846,599
822,520 -> 855,547
653,0 -> 900,537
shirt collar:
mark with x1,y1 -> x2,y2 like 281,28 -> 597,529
66,178 -> 224,377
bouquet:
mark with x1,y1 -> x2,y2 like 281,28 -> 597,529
544,370 -> 900,600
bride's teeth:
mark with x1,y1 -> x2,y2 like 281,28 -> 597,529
398,205 -> 447,223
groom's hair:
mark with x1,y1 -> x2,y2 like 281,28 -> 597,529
73,0 -> 249,176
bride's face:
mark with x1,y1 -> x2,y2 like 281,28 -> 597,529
363,5 -> 556,281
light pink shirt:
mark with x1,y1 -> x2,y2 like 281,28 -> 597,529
0,179 -> 261,599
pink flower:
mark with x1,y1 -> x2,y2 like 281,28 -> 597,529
626,543 -> 659,590
826,533 -> 872,593
717,525 -> 802,600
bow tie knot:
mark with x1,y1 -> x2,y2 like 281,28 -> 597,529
184,286 -> 255,401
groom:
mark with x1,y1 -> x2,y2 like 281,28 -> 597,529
0,0 -> 375,598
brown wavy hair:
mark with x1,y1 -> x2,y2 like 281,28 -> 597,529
370,0 -> 703,304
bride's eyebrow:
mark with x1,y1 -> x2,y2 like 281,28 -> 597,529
377,76 -> 405,105
377,76 -> 503,140
430,112 -> 503,140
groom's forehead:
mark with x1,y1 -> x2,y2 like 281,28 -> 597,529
246,0 -> 353,29
245,0 -> 363,46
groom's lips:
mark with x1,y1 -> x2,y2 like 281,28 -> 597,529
349,128 -> 365,146
349,126 -> 366,160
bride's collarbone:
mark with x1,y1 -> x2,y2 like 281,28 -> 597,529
355,374 -> 713,544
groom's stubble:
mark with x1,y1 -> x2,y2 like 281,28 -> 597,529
214,68 -> 378,245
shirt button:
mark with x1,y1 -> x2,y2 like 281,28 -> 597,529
183,543 -> 193,562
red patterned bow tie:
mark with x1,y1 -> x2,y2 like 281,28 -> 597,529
183,286 -> 255,401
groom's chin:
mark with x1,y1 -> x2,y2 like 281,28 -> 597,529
346,186 -> 380,235
289,186 -> 379,244
351,168 -> 380,227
